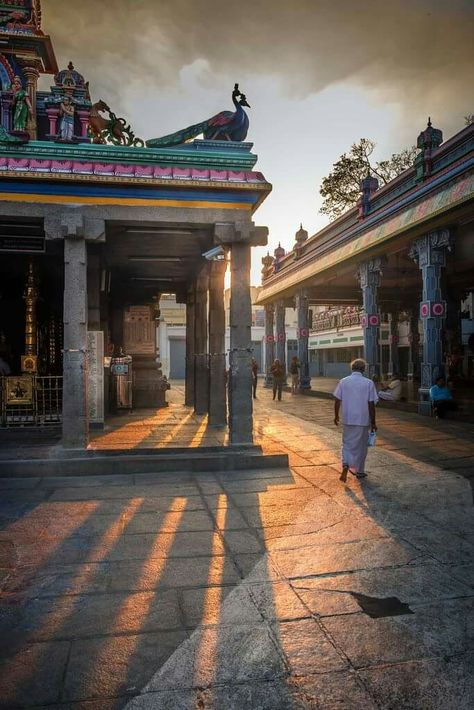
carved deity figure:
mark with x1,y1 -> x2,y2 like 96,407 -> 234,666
59,96 -> 75,141
11,76 -> 32,132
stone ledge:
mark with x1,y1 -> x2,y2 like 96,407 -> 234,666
0,451 -> 289,477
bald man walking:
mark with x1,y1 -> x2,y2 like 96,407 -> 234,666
333,358 -> 378,482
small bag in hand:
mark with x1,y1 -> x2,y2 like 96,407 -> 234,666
368,431 -> 377,447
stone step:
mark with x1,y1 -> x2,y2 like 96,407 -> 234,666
0,448 -> 288,477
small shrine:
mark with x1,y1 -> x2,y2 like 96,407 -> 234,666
0,1 -> 271,450
43,62 -> 91,141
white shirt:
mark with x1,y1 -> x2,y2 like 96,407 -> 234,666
387,378 -> 402,400
334,371 -> 379,426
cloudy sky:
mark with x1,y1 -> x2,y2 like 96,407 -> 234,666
41,0 -> 473,284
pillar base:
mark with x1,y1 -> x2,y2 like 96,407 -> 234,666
133,355 -> 169,408
418,387 -> 432,416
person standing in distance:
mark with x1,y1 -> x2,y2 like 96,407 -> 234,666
270,358 -> 285,401
333,358 -> 378,482
251,357 -> 258,399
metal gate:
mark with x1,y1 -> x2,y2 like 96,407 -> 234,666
1,376 -> 62,427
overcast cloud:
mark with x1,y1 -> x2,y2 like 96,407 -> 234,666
41,0 -> 473,283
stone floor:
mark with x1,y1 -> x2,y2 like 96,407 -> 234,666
1,384 -> 473,708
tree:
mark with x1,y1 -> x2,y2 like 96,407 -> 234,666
319,138 -> 418,220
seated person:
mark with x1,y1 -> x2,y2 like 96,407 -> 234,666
378,373 -> 402,401
429,376 -> 458,418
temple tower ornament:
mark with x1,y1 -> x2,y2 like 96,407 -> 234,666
261,251 -> 274,278
273,243 -> 285,272
358,172 -> 379,219
294,224 -> 308,257
415,118 -> 443,181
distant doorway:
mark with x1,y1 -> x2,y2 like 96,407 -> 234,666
169,337 -> 186,379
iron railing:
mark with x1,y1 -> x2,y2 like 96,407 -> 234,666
0,375 -> 62,427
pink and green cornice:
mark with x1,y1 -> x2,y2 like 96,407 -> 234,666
0,137 -> 260,171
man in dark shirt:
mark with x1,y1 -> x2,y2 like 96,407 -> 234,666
271,358 -> 285,401
251,357 -> 258,399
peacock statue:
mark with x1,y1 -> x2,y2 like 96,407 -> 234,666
146,84 -> 250,148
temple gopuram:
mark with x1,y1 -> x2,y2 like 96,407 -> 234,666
0,1 -> 271,450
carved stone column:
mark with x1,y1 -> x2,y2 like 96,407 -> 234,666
194,267 -> 209,416
228,240 -> 253,443
409,229 -> 453,414
45,215 -> 105,448
407,308 -> 420,381
295,289 -> 311,390
185,285 -> 195,408
406,308 -> 420,400
21,64 -> 40,140
275,299 -> 287,380
208,259 -> 227,426
1,93 -> 13,132
77,109 -> 90,138
263,303 -> 275,387
387,310 -> 400,379
63,235 -> 88,447
357,258 -> 385,377
215,221 -> 268,445
46,107 -> 59,138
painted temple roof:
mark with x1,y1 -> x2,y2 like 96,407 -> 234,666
0,138 -> 272,212
256,122 -> 474,303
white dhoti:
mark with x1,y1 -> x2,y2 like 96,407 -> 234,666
342,424 -> 369,474
378,391 -> 396,401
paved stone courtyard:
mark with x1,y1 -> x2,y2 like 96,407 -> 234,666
1,383 -> 473,709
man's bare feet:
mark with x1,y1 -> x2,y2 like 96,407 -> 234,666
339,465 -> 349,483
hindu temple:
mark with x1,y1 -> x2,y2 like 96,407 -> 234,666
0,1 -> 271,451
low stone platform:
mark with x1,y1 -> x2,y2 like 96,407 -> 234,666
0,447 -> 288,478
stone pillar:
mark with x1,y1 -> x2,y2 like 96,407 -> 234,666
275,299 -> 287,380
357,258 -> 385,378
387,310 -> 400,379
22,65 -> 40,140
214,220 -> 268,445
1,93 -> 13,132
45,215 -> 105,447
87,252 -> 101,330
77,109 -> 90,139
229,241 -> 253,444
194,268 -> 209,415
409,229 -> 453,414
407,308 -> 420,399
185,285 -> 195,407
295,289 -> 311,390
46,107 -> 59,138
208,259 -> 227,426
63,236 -> 88,447
263,303 -> 275,387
